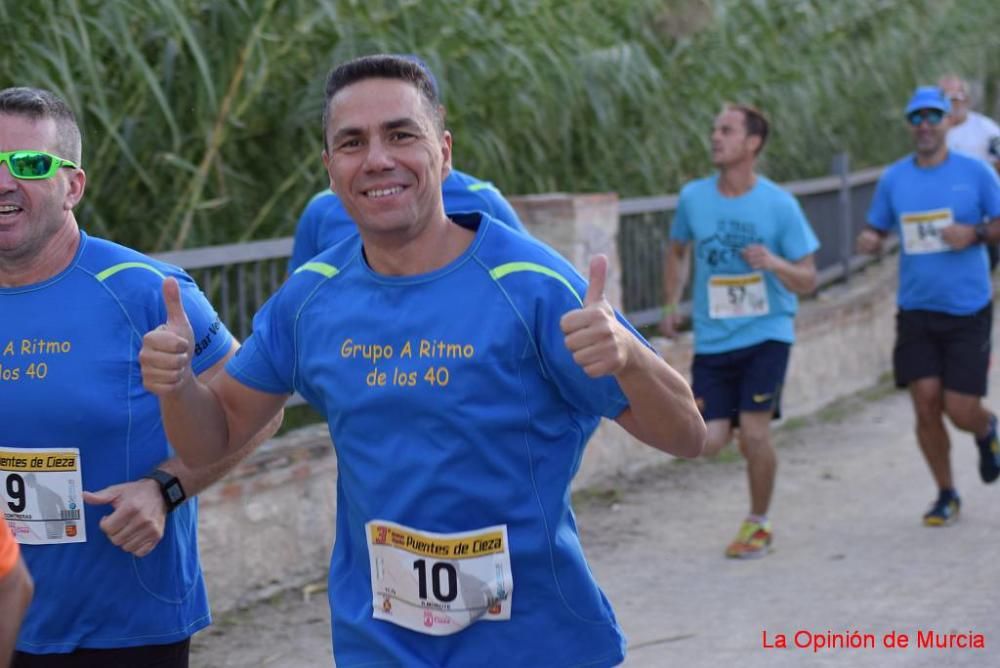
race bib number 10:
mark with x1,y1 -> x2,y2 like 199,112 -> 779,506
366,520 -> 513,636
901,208 -> 953,255
1,446 -> 86,545
708,272 -> 770,319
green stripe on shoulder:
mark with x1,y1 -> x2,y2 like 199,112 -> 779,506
468,182 -> 498,193
308,189 -> 335,204
489,262 -> 581,304
95,262 -> 166,282
294,261 -> 339,278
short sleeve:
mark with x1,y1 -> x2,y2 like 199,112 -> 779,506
174,273 -> 233,374
867,173 -> 896,232
527,260 -> 633,419
225,287 -> 298,395
289,191 -> 329,273
472,185 -> 528,234
778,195 -> 821,261
670,190 -> 693,242
986,117 -> 1000,159
977,160 -> 1000,218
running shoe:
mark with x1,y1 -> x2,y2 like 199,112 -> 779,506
975,414 -> 1000,484
922,491 -> 961,527
724,519 -> 772,559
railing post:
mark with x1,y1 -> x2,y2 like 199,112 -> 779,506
832,151 -> 852,284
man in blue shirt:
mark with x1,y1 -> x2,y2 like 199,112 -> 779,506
140,54 -> 706,667
660,104 -> 820,559
858,86 -> 1000,526
0,87 -> 279,667
288,57 -> 526,272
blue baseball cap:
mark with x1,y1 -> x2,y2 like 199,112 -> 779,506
905,86 -> 951,115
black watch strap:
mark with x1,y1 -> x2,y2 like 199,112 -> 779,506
142,469 -> 186,512
975,223 -> 989,245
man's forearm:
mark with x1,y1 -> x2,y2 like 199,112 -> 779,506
160,379 -> 234,469
769,257 -> 817,295
663,249 -> 689,308
614,339 -> 705,458
0,559 -> 33,665
158,407 -> 283,497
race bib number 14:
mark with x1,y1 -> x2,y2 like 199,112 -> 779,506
1,446 -> 86,545
366,520 -> 513,636
901,208 -> 953,255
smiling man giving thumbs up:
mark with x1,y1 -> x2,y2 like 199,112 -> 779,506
140,54 -> 705,668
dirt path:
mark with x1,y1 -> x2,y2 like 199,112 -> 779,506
192,367 -> 1000,667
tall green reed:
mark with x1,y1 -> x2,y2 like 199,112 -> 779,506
2,0 -> 998,251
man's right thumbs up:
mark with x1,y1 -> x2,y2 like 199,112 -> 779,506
140,277 -> 196,397
163,276 -> 192,333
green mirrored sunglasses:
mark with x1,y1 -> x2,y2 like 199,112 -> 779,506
0,150 -> 78,180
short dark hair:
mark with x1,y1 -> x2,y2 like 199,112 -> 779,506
0,87 -> 82,163
726,103 -> 769,155
322,54 -> 444,149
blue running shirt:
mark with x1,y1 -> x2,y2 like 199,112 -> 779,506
868,152 -> 1000,314
670,175 -> 820,354
288,169 -> 527,271
229,214 -> 636,667
1,233 -> 232,653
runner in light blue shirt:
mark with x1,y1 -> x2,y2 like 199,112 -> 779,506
662,104 -> 819,560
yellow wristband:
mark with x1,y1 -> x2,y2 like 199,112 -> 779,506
662,303 -> 676,316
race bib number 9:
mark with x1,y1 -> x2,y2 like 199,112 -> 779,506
1,446 -> 86,545
366,520 -> 513,636
901,208 -> 953,255
709,272 -> 770,319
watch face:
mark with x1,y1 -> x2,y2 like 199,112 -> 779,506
166,484 -> 184,504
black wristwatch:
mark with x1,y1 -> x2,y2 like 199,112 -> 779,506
142,469 -> 186,513
975,223 -> 989,245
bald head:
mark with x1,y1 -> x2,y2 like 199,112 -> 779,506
937,74 -> 970,123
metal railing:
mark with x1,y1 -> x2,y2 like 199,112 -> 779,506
151,155 -> 887,339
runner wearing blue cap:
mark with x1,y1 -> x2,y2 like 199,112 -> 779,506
857,85 -> 1000,525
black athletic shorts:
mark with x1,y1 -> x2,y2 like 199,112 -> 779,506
893,302 -> 992,396
691,339 -> 791,426
13,638 -> 190,668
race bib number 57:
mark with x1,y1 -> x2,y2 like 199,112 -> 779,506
709,272 -> 770,319
1,446 -> 86,545
366,520 -> 513,636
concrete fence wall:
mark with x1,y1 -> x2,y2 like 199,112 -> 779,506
196,193 -> 900,612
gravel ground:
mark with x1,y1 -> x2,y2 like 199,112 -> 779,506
192,355 -> 1000,668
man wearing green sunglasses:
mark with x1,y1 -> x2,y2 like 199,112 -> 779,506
0,87 -> 280,667
0,150 -> 77,180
